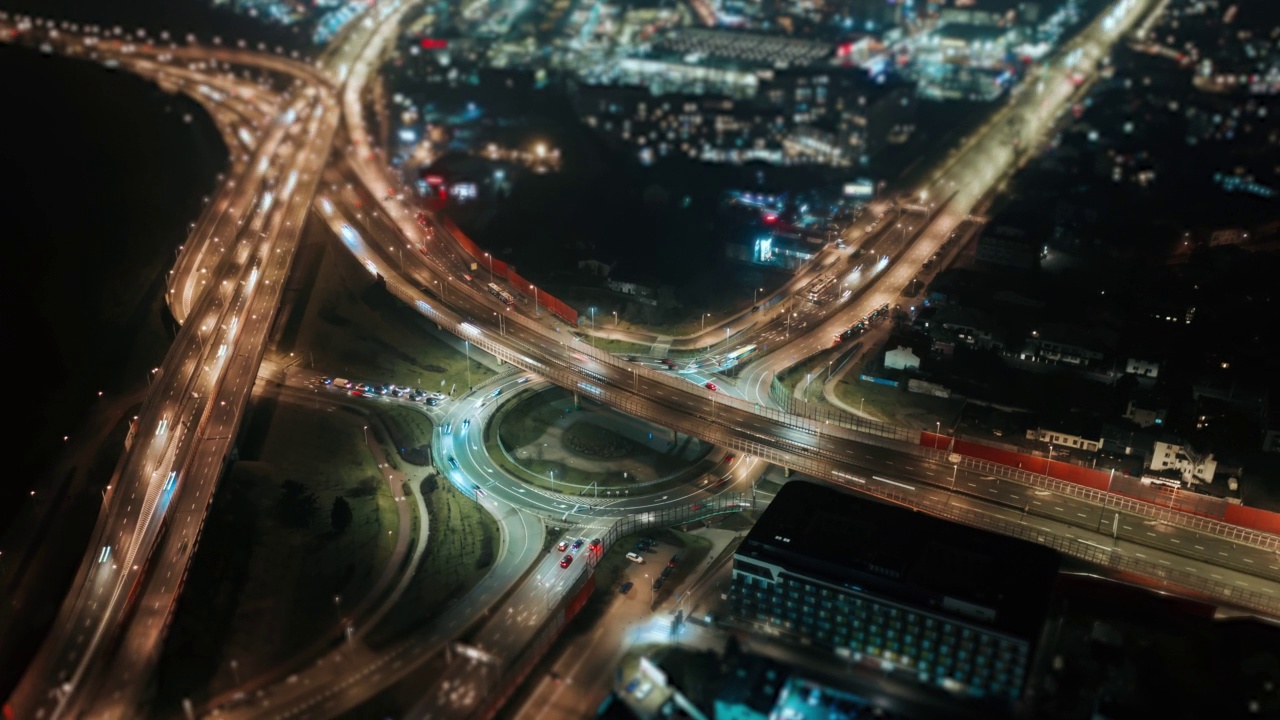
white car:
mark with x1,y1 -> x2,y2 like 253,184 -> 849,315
626,552 -> 645,564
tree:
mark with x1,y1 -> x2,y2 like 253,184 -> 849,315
276,480 -> 318,529
330,496 -> 353,535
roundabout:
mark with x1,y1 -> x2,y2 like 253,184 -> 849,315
489,383 -> 716,496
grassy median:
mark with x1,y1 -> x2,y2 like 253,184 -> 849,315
154,397 -> 403,710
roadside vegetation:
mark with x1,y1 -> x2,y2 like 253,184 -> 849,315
155,397 -> 403,710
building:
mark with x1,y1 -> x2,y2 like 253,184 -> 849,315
713,652 -> 786,720
1123,392 -> 1167,429
923,305 -> 1007,351
885,345 -> 921,371
1032,421 -> 1101,453
1150,439 -> 1218,485
974,225 -> 1042,270
729,481 -> 1059,704
1024,323 -> 1116,368
1124,357 -> 1161,382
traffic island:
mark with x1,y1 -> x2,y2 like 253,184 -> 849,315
487,386 -> 715,496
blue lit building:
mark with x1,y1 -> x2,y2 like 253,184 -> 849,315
728,481 -> 1059,705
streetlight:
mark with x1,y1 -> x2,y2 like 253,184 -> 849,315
494,311 -> 506,336
485,251 -> 493,281
465,340 -> 471,391
363,426 -> 369,447
753,287 -> 762,306
549,469 -> 555,490
702,313 -> 710,332
1047,443 -> 1054,476
531,284 -> 539,315
613,311 -> 619,327
590,307 -> 596,347
935,421 -> 941,449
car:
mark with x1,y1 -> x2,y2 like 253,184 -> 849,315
426,397 -> 440,406
489,388 -> 503,398
320,377 -> 333,385
620,581 -> 633,595
705,382 -> 718,392
660,566 -> 673,579
516,376 -> 530,384
625,679 -> 640,694
635,681 -> 653,700
462,418 -> 471,430
652,576 -> 665,590
590,538 -> 601,548
560,554 -> 573,568
557,540 -> 570,552
723,454 -> 735,464
356,383 -> 374,393
626,552 -> 645,564
661,358 -> 674,365
448,456 -> 459,470
442,422 -> 451,434
639,536 -> 656,546
669,555 -> 680,567
751,305 -> 761,313
572,538 -> 585,550
634,542 -> 649,552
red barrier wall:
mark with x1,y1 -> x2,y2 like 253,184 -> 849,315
1224,505 -> 1280,534
919,432 -> 1280,534
439,216 -> 579,326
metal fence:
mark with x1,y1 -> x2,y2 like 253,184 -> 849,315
768,376 -> 1280,552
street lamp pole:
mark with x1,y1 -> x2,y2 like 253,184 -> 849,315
935,421 -> 941,449
532,284 -> 539,315
485,252 -> 493,282
702,313 -> 709,332
753,287 -> 762,306
613,311 -> 619,327
465,340 -> 471,391
362,425 -> 369,447
550,469 -> 555,490
590,307 -> 596,347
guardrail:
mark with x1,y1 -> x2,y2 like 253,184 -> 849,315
768,377 -> 1280,552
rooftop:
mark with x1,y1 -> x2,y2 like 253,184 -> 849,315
740,481 -> 1060,638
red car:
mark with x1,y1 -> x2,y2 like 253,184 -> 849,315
723,454 -> 735,464
705,382 -> 718,392
560,554 -> 574,568
556,540 -> 569,552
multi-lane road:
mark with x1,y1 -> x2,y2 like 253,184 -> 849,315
6,0 -> 1280,716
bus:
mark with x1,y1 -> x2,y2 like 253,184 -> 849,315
803,275 -> 838,304
723,344 -> 758,367
487,282 -> 514,306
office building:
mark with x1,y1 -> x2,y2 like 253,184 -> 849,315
728,481 -> 1059,703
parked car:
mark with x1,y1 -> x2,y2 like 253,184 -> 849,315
626,552 -> 645,564
620,582 -> 633,595
669,555 -> 680,568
